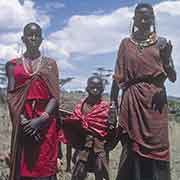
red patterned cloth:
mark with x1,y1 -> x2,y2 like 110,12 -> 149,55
63,99 -> 109,147
69,99 -> 109,136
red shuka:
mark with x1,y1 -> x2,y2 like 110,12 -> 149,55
114,38 -> 170,161
7,57 -> 60,179
63,99 -> 109,146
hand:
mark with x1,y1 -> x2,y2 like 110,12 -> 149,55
20,114 -> 42,142
57,158 -> 64,173
20,114 -> 29,126
107,102 -> 117,130
160,40 -> 172,65
151,90 -> 167,113
105,127 -> 121,151
23,117 -> 44,136
58,115 -> 65,128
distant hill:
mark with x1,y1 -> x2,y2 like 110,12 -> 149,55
168,96 -> 180,103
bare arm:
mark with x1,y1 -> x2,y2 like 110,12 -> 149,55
6,62 -> 15,92
158,39 -> 176,82
44,97 -> 58,116
163,56 -> 176,82
110,80 -> 120,107
22,97 -> 59,136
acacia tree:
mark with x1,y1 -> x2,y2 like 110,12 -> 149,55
59,77 -> 75,88
92,67 -> 113,87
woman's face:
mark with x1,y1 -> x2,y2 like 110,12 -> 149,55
22,24 -> 43,50
134,7 -> 154,31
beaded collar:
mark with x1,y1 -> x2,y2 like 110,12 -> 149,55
130,32 -> 157,49
22,55 -> 42,76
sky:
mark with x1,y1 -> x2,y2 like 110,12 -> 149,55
0,0 -> 180,96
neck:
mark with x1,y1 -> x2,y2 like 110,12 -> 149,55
86,95 -> 101,106
23,49 -> 41,60
133,28 -> 152,41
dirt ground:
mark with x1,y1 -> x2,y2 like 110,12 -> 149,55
0,104 -> 180,180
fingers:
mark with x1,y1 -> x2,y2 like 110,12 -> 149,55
34,133 -> 41,143
20,119 -> 29,127
20,115 -> 29,126
24,126 -> 35,136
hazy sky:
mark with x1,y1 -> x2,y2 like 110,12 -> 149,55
0,0 -> 179,96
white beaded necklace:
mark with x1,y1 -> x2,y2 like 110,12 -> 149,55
22,55 -> 42,76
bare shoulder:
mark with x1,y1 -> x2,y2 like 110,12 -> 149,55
43,56 -> 56,63
5,59 -> 16,73
43,56 -> 58,66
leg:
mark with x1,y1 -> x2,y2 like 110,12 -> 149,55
115,143 -> 133,180
94,153 -> 109,180
94,161 -> 103,180
71,160 -> 87,180
152,160 -> 171,180
58,143 -> 63,160
21,175 -> 57,180
66,144 -> 72,172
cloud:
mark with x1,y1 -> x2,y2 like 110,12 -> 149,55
47,1 -> 180,95
154,1 -> 180,66
0,0 -> 50,32
0,0 -> 180,95
45,1 -> 65,10
0,0 -> 50,60
48,6 -> 133,57
44,40 -> 75,70
48,1 -> 180,60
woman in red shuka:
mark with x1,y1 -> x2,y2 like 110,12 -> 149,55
6,23 -> 60,180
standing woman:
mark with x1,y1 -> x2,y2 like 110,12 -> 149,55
6,23 -> 60,180
110,3 -> 176,180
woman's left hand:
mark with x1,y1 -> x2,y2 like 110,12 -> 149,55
160,40 -> 172,65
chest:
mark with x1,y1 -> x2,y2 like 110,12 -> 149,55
124,41 -> 162,67
82,102 -> 94,114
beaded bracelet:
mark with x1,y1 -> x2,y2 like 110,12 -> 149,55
41,112 -> 50,120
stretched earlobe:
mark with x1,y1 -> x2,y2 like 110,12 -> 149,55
21,36 -> 24,43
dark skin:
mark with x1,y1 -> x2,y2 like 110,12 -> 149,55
111,5 -> 176,106
6,23 -> 58,142
133,6 -> 155,41
72,76 -> 109,180
65,77 -> 105,174
85,76 -> 104,106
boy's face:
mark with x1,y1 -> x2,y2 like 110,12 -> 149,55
86,77 -> 104,97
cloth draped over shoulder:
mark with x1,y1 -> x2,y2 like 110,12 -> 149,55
63,99 -> 109,147
114,38 -> 170,161
63,99 -> 110,179
7,57 -> 60,180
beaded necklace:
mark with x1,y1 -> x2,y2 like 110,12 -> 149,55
22,55 -> 42,76
130,32 -> 157,50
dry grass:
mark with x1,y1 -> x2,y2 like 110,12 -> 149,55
0,101 -> 180,180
